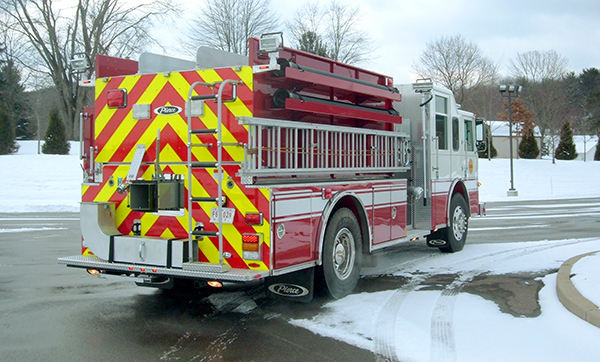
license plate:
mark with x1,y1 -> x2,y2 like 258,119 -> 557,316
210,207 -> 235,223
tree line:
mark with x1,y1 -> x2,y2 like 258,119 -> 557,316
0,0 -> 598,161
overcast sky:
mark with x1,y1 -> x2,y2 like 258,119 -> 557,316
261,0 -> 600,84
141,0 -> 600,85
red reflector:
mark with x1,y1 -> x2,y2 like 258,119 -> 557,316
242,234 -> 260,243
129,267 -> 134,271
107,89 -> 127,108
260,65 -> 269,69
245,212 -> 263,226
152,269 -> 157,273
248,263 -> 260,268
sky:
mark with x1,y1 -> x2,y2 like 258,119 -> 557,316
155,0 -> 600,84
3,141 -> 600,361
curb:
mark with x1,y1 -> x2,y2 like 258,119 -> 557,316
556,251 -> 600,328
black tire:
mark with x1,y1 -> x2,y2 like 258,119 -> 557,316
439,194 -> 468,253
322,208 -> 362,299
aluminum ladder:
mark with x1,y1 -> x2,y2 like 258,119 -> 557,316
185,79 -> 242,271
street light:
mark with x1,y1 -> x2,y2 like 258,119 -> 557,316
499,84 -> 523,197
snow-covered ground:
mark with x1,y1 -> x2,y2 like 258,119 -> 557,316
2,141 -> 600,361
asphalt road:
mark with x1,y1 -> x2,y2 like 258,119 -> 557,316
1,198 -> 599,361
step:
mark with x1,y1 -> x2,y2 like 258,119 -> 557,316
191,161 -> 218,168
191,94 -> 217,101
192,230 -> 219,237
191,129 -> 218,135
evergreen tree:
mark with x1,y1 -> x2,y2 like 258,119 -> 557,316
42,108 -> 70,155
298,31 -> 329,58
554,121 -> 578,160
0,108 -> 18,154
0,56 -> 32,147
518,128 -> 540,159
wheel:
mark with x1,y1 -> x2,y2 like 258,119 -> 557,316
322,208 -> 362,299
439,194 -> 468,253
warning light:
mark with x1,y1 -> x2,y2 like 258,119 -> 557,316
245,212 -> 263,226
107,89 -> 127,108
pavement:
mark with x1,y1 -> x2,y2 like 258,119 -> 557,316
557,251 -> 600,328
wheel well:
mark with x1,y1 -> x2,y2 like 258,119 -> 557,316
451,181 -> 470,217
324,195 -> 370,260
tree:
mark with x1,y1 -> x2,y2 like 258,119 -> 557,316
498,97 -> 536,136
298,31 -> 328,58
554,121 -> 578,160
0,108 -> 18,154
509,50 -> 571,162
286,1 -> 374,64
413,34 -> 498,104
0,58 -> 33,140
518,129 -> 540,159
184,0 -> 279,57
42,108 -> 70,155
509,50 -> 569,83
1,0 -> 178,139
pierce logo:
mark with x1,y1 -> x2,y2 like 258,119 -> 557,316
428,239 -> 447,246
154,105 -> 182,115
268,283 -> 310,297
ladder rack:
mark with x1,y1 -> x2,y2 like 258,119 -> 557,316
238,117 -> 410,183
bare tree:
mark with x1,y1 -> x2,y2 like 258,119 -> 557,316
0,0 -> 177,139
413,34 -> 498,104
286,1 -> 374,64
184,0 -> 279,57
509,50 -> 571,161
509,50 -> 569,82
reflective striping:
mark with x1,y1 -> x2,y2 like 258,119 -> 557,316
86,66 -> 272,271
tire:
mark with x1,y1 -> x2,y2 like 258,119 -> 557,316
439,194 -> 468,253
322,208 -> 362,299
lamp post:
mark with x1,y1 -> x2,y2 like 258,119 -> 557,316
499,84 -> 523,197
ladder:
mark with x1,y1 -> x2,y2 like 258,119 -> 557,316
238,117 -> 410,182
185,79 -> 242,270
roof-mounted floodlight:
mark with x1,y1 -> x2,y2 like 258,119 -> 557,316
70,53 -> 90,74
70,53 -> 95,87
258,32 -> 284,53
253,32 -> 284,74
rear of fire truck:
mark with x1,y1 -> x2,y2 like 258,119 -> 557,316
59,33 -> 481,300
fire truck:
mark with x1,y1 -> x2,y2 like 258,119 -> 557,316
58,33 -> 484,301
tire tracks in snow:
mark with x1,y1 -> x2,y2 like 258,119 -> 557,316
375,238 -> 593,362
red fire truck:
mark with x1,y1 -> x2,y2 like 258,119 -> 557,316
59,33 -> 484,300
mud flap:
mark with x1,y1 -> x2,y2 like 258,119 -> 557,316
267,267 -> 314,303
426,229 -> 448,248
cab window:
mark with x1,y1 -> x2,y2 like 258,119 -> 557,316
465,119 -> 475,152
435,96 -> 448,150
452,117 -> 460,151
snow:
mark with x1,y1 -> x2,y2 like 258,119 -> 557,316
2,140 -> 600,360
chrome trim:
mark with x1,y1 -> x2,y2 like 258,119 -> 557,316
57,256 -> 268,282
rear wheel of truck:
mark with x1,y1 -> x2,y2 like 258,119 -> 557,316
439,193 -> 468,253
322,208 -> 362,299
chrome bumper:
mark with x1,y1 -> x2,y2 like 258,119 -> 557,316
57,255 -> 269,282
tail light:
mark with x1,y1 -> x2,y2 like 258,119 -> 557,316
242,233 -> 262,260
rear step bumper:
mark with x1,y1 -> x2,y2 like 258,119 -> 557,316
57,255 -> 269,282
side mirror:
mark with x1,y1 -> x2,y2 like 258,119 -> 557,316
475,119 -> 487,152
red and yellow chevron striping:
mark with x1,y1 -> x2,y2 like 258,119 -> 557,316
83,66 -> 271,271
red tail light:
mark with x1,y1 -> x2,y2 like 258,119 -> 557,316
242,234 -> 260,243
